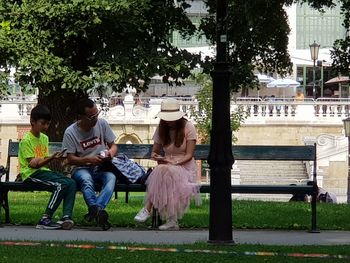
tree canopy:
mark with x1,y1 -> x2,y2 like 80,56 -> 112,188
0,0 -> 349,140
199,0 -> 349,93
0,0 -> 201,139
330,0 -> 350,75
0,0 -> 201,92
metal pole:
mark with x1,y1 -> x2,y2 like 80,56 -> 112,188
208,0 -> 234,243
310,143 -> 319,233
348,137 -> 350,203
320,64 -> 324,97
313,59 -> 316,100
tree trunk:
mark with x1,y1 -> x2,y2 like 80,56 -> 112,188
37,88 -> 87,172
37,88 -> 87,141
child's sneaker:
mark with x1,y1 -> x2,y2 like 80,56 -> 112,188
57,216 -> 74,230
36,217 -> 61,230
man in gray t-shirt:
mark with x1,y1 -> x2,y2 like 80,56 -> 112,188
62,98 -> 117,230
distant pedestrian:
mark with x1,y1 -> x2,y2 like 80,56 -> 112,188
288,184 -> 308,202
295,90 -> 304,101
116,95 -> 124,107
134,93 -> 142,105
317,187 -> 337,203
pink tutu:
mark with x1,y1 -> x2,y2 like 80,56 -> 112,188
145,162 -> 200,221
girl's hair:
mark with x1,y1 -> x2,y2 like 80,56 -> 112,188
158,118 -> 186,147
30,104 -> 51,122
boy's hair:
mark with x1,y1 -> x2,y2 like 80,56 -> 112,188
30,104 -> 51,122
77,98 -> 95,116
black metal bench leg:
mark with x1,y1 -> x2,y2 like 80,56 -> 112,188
4,192 -> 10,224
0,190 -> 10,224
309,192 -> 319,233
0,191 -> 3,225
125,191 -> 129,203
151,209 -> 162,229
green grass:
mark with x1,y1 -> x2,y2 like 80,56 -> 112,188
4,192 -> 350,230
0,241 -> 350,263
2,192 -> 350,262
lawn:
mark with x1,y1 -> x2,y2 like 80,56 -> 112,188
4,192 -> 350,230
0,241 -> 350,263
2,192 -> 350,262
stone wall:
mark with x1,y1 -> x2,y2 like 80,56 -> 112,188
323,161 -> 347,203
235,124 -> 343,145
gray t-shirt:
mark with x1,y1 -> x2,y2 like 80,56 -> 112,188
62,118 -> 116,168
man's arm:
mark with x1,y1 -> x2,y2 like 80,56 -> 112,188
107,142 -> 117,157
66,153 -> 103,166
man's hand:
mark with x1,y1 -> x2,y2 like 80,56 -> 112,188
88,155 -> 105,165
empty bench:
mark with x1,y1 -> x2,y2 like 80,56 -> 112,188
0,139 -> 318,231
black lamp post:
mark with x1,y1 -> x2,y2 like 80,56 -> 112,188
309,41 -> 320,100
207,0 -> 234,243
342,117 -> 350,203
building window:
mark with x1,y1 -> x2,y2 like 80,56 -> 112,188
171,0 -> 209,48
296,3 -> 343,49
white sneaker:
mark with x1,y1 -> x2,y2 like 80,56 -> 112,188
134,207 -> 151,222
158,219 -> 179,231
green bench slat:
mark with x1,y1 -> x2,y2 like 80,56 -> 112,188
1,182 -> 314,195
194,145 -> 316,161
0,182 -> 53,191
115,184 -> 314,194
6,142 -> 316,161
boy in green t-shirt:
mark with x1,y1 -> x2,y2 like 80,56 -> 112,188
19,105 -> 76,230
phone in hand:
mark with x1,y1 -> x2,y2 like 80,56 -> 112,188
154,156 -> 165,160
59,148 -> 67,155
99,150 -> 110,159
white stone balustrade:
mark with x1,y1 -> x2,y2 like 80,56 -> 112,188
0,95 -> 349,125
1,95 -> 349,202
232,98 -> 350,125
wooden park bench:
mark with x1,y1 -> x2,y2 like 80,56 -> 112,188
0,139 -> 318,231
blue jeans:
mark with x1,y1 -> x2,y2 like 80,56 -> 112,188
72,167 -> 116,210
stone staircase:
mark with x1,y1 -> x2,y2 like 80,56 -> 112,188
233,160 -> 309,202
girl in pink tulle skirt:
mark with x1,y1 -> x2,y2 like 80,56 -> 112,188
134,99 -> 201,230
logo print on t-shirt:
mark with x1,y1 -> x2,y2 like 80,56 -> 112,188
34,144 -> 48,158
80,136 -> 102,150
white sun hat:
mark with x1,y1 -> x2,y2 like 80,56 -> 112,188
156,98 -> 186,121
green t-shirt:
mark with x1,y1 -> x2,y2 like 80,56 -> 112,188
18,131 -> 51,180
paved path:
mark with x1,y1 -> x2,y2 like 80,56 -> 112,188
1,226 -> 350,245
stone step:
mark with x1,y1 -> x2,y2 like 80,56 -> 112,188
241,175 -> 308,180
232,193 -> 293,202
236,164 -> 306,170
236,163 -> 306,167
231,160 -> 309,201
240,171 -> 307,176
235,160 -> 308,164
236,160 -> 307,177
237,163 -> 306,167
240,179 -> 309,184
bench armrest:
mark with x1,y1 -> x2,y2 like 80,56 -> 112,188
0,165 -> 7,180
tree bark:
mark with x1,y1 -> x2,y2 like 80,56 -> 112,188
37,88 -> 87,141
